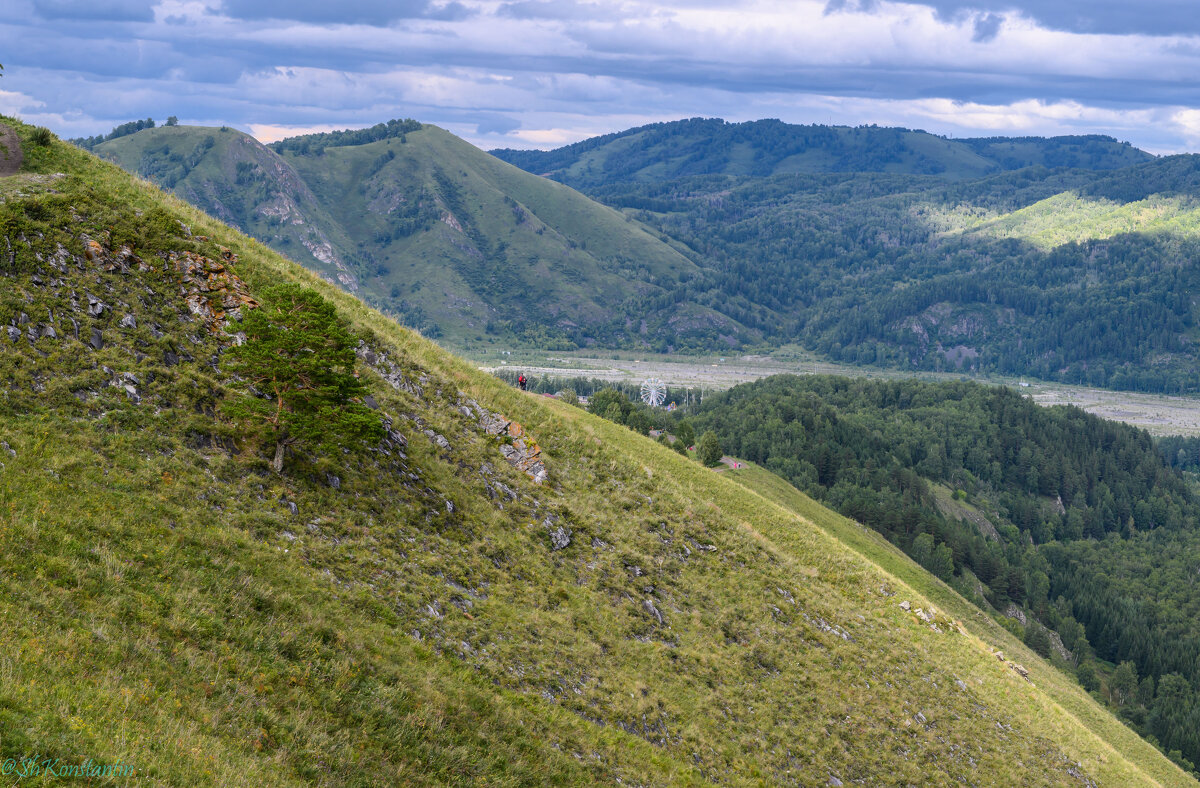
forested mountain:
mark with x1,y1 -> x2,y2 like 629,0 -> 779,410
498,119 -> 1200,393
689,374 -> 1200,769
589,161 -> 1200,392
11,118 -> 1195,786
492,117 -> 1151,188
88,122 -> 747,350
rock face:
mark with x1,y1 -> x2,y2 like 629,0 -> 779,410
481,416 -> 549,484
1003,603 -> 1027,627
172,247 -> 259,331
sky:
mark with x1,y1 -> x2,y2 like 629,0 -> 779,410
6,0 -> 1200,153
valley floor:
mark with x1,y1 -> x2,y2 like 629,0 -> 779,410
477,350 -> 1200,436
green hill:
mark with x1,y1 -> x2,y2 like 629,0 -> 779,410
91,122 -> 745,351
491,118 -> 1152,189
5,120 -> 1198,785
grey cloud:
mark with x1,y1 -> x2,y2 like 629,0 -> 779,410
497,1 -> 606,21
32,0 -> 153,21
219,0 -> 443,25
972,12 -> 1002,42
823,0 -> 881,15
921,0 -> 1200,36
424,2 -> 474,21
474,114 -> 521,134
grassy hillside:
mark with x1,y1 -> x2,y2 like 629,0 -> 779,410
4,120 -> 1197,786
690,374 -> 1200,768
93,123 -> 746,351
491,118 -> 1152,189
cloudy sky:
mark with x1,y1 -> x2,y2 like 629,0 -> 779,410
6,0 -> 1200,153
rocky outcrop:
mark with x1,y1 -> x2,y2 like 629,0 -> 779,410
172,247 -> 259,331
481,413 -> 548,484
355,344 -> 549,484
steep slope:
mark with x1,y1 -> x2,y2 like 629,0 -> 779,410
4,118 -> 1196,786
90,124 -> 360,293
491,118 -> 1152,189
93,123 -> 746,351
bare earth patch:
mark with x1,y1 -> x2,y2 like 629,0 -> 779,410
0,124 -> 23,176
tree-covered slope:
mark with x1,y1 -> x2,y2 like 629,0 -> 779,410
589,158 -> 1200,393
491,118 -> 1152,189
6,120 -> 1195,786
691,373 -> 1200,771
93,122 -> 746,351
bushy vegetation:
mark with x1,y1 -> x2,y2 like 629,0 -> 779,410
69,117 -> 157,151
221,284 -> 383,471
268,118 -> 422,156
690,373 -> 1200,769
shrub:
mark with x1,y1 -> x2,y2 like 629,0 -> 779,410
697,431 -> 722,467
30,127 -> 54,146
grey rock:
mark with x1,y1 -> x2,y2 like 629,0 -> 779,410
549,524 -> 571,551
0,441 -> 14,458
89,328 -> 103,350
363,395 -> 378,410
643,598 -> 664,626
914,711 -> 927,724
86,295 -> 106,317
5,326 -> 18,342
955,679 -> 968,691
326,473 -> 341,490
123,384 -> 139,403
119,313 -> 137,329
40,325 -> 56,340
445,499 -> 454,514
163,350 -> 178,366
16,312 -> 28,325
423,430 -> 451,450
149,324 -> 164,339
899,600 -> 911,611
828,777 -> 844,787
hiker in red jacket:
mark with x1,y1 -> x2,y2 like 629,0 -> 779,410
518,374 -> 527,391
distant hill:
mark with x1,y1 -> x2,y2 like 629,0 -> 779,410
93,123 -> 748,351
491,117 -> 1153,188
9,117 -> 1196,786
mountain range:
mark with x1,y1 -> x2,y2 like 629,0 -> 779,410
82,116 -> 1200,393
8,116 -> 1199,785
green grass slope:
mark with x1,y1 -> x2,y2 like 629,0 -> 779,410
94,123 -> 746,352
2,119 -> 1194,786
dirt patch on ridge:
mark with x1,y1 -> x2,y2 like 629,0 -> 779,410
0,124 -> 23,177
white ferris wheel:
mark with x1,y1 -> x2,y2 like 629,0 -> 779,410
640,378 -> 667,408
